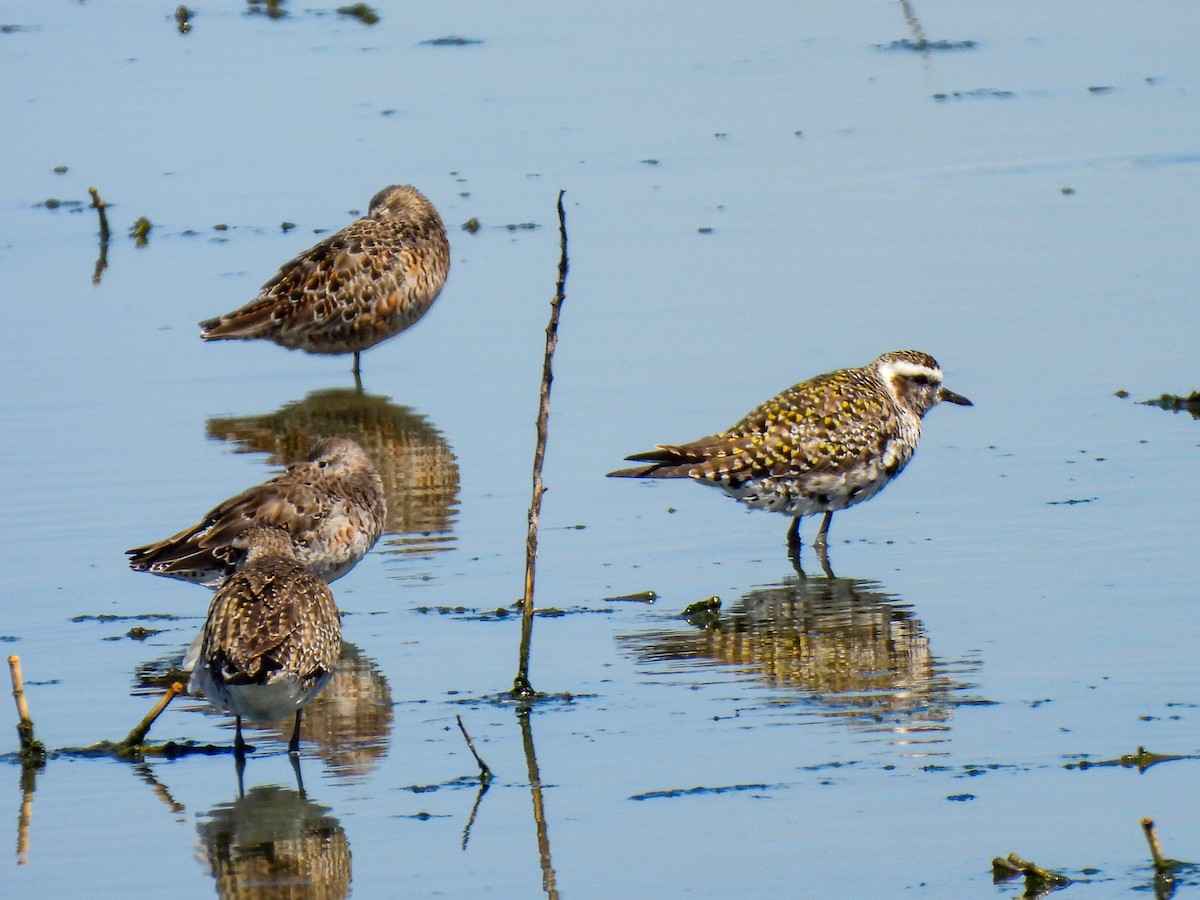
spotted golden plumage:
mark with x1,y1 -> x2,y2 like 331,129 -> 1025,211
200,185 -> 449,377
127,436 -> 386,588
608,350 -> 971,552
188,526 -> 341,757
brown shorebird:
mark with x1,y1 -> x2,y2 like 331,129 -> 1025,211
128,436 -> 386,587
200,184 -> 450,378
188,525 -> 341,757
608,350 -> 971,553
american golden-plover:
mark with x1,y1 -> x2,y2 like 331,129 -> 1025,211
609,350 -> 971,552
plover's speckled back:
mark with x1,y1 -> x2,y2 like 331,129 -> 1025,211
608,350 -> 971,553
128,436 -> 386,587
188,525 -> 341,757
200,184 -> 449,377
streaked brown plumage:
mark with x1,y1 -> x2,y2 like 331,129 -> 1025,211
200,184 -> 449,376
608,350 -> 971,551
127,436 -> 386,588
188,525 -> 342,756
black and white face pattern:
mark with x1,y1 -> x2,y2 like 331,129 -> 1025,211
877,352 -> 971,418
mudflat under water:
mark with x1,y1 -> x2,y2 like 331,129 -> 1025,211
2,2 -> 1198,897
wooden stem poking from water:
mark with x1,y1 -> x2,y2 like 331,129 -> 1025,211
1141,818 -> 1175,882
116,682 -> 184,753
89,186 -> 111,284
512,190 -> 568,699
8,656 -> 46,764
456,713 -> 493,783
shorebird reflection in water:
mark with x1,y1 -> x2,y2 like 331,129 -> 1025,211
188,526 -> 341,759
609,350 -> 971,558
127,436 -> 386,588
200,184 -> 450,379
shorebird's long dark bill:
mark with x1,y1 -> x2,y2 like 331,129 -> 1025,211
938,387 -> 972,406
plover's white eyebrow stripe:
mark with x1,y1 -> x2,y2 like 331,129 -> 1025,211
881,359 -> 941,380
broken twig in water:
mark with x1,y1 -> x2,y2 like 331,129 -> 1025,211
512,190 -> 568,699
116,682 -> 184,752
8,655 -> 46,764
1141,818 -> 1175,881
456,713 -> 493,783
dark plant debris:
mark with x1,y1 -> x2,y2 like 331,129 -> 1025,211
605,591 -> 657,604
131,217 -> 152,246
1066,745 -> 1197,774
992,853 -> 1072,893
933,88 -> 1016,102
72,613 -> 185,623
1141,391 -> 1200,419
876,38 -> 977,51
247,0 -> 287,19
420,36 -> 483,46
630,782 -> 778,801
337,3 -> 378,25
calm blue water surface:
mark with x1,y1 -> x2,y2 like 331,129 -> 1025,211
2,2 -> 1197,897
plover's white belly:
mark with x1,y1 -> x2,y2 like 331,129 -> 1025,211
716,441 -> 914,518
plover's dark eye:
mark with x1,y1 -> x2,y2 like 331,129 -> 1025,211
911,374 -> 930,385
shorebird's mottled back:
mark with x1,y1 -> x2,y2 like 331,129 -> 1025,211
127,436 -> 386,587
200,184 -> 449,376
189,525 -> 342,757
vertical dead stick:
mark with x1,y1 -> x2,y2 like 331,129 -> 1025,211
118,682 -> 184,750
88,187 -> 111,243
512,190 -> 568,698
1141,818 -> 1172,876
89,187 -> 111,284
9,656 -> 33,725
8,656 -> 44,760
456,714 -> 493,782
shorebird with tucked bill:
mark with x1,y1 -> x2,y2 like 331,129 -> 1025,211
200,184 -> 449,379
127,436 -> 386,588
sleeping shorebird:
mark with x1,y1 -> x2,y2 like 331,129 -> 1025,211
128,436 -> 385,588
200,184 -> 449,378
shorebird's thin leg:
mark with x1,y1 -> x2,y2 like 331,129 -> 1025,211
786,518 -> 806,577
352,351 -> 362,381
233,716 -> 248,757
786,516 -> 801,549
288,711 -> 303,756
233,716 -> 249,788
812,511 -> 833,550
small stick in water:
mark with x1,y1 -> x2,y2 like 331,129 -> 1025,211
8,656 -> 46,763
1141,817 -> 1174,879
88,187 -> 111,283
512,190 -> 568,699
456,714 -> 493,782
117,682 -> 184,752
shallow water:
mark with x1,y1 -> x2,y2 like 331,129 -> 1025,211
2,2 -> 1198,897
